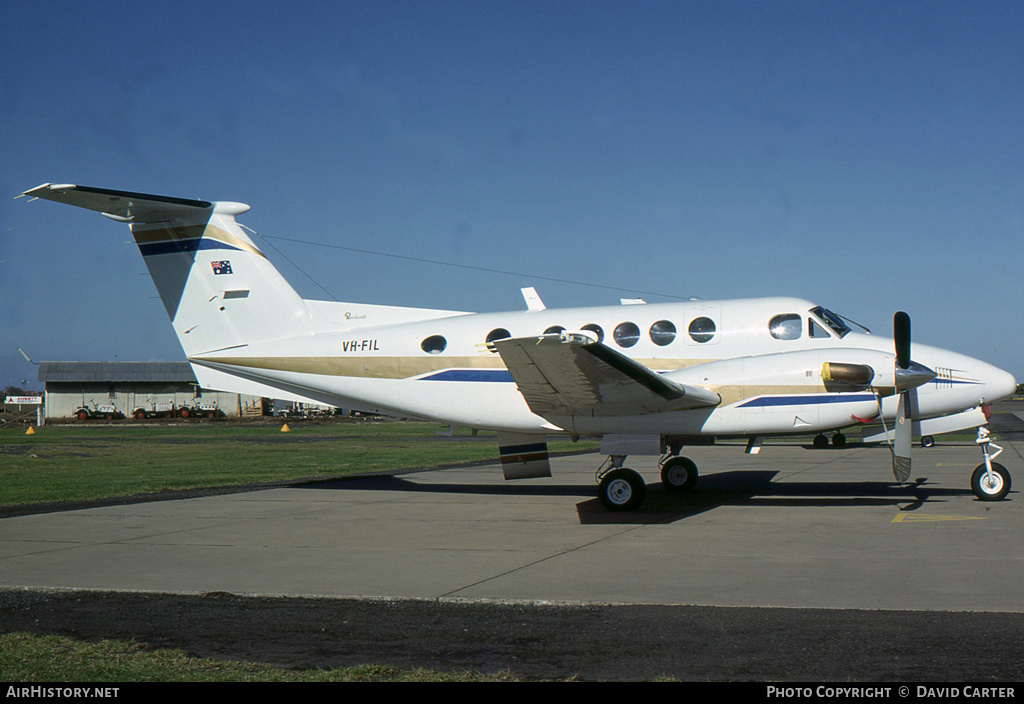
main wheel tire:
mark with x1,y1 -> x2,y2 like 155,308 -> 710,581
661,457 -> 698,492
813,434 -> 829,449
971,463 -> 1011,501
598,468 -> 647,512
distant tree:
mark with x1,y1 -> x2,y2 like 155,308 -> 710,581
2,386 -> 30,402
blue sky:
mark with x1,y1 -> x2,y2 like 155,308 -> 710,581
2,0 -> 1022,391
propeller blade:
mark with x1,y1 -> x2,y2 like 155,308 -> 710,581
891,312 -> 915,482
894,311 -> 911,370
892,391 -> 912,483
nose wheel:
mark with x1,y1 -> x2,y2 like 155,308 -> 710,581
972,427 -> 1012,501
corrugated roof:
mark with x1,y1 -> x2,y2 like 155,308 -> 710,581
38,361 -> 197,384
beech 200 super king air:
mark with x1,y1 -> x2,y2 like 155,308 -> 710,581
22,183 -> 1018,510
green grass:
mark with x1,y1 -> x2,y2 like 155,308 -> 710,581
0,421 -> 568,681
1,416 -> 970,509
0,632 -> 518,682
0,420 -> 595,508
0,421 -> 592,681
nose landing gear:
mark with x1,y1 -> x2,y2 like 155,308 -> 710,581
971,427 -> 1011,501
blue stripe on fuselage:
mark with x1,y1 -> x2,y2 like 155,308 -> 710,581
419,369 -> 515,382
738,394 -> 877,408
138,239 -> 243,257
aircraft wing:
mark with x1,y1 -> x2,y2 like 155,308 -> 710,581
492,334 -> 720,418
22,183 -> 215,222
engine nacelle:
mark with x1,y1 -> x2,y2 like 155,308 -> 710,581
665,347 -> 934,397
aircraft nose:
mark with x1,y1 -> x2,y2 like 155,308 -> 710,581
985,366 -> 1018,404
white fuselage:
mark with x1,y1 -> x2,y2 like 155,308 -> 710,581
190,295 -> 1016,438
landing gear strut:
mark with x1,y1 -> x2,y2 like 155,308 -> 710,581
971,427 -> 1012,501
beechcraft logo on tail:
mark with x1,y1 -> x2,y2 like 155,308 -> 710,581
211,260 -> 233,275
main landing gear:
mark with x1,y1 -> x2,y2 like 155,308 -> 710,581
813,432 -> 847,448
971,427 -> 1012,501
596,451 -> 699,511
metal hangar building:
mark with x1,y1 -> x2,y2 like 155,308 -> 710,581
37,361 -> 264,420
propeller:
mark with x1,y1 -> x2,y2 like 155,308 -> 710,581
821,312 -> 935,484
890,311 -> 935,483
891,312 -> 912,482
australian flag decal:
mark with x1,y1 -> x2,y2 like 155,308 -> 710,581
211,260 -> 233,275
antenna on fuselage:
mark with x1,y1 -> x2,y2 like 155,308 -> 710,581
521,287 -> 546,311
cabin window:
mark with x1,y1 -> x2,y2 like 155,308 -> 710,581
769,314 -> 802,340
581,323 -> 604,343
544,325 -> 565,335
688,317 -> 716,343
649,320 -> 676,346
485,328 -> 511,353
613,322 -> 640,348
421,335 -> 447,354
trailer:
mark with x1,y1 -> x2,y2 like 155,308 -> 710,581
132,401 -> 222,420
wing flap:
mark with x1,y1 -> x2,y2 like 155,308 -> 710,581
493,334 -> 720,418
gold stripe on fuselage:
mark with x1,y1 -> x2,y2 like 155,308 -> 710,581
189,355 -> 834,405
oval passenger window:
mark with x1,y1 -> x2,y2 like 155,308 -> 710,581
613,322 -> 640,348
485,328 -> 511,353
649,320 -> 676,346
688,317 -> 716,343
421,335 -> 447,354
581,324 -> 604,343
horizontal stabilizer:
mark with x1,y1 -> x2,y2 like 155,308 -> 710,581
21,183 -> 235,223
492,334 -> 720,419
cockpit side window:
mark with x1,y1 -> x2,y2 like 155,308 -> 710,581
809,319 -> 831,338
809,306 -> 851,338
769,314 -> 802,340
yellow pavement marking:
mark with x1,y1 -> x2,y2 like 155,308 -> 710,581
892,513 -> 986,523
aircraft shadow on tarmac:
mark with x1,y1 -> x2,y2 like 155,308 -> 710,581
298,470 -> 971,526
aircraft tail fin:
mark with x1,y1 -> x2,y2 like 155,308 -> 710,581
23,184 -> 312,358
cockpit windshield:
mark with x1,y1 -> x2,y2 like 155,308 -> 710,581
809,306 -> 852,338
